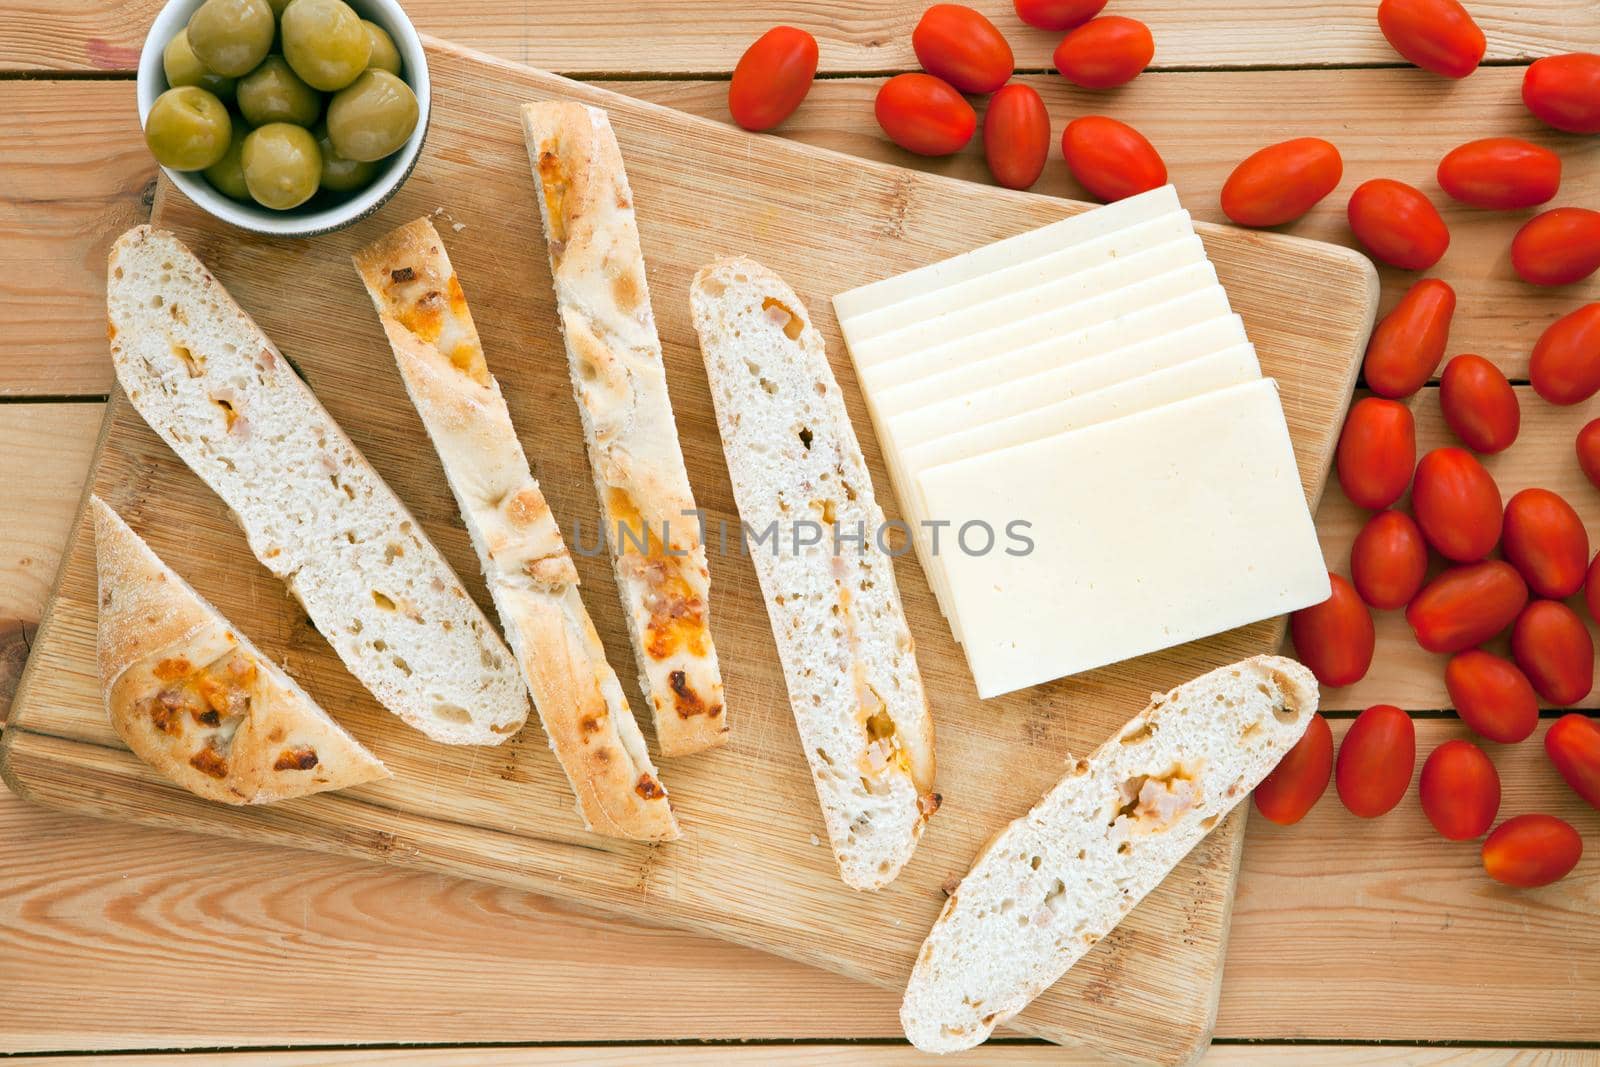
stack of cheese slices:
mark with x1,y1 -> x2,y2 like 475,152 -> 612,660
833,185 -> 1330,699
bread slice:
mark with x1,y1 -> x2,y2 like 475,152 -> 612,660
689,257 -> 937,890
900,655 -> 1319,1053
106,226 -> 529,746
354,218 -> 680,841
93,495 -> 388,804
521,101 -> 728,758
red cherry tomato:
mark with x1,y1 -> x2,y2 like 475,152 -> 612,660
1419,740 -> 1500,841
1336,704 -> 1416,818
1530,303 -> 1600,406
1336,397 -> 1417,509
1503,488 -> 1589,598
1363,278 -> 1456,398
1377,0 -> 1486,78
1052,16 -> 1153,89
1588,550 -> 1600,624
1445,650 -> 1540,744
1523,53 -> 1600,134
874,73 -> 977,157
728,27 -> 819,132
1061,116 -> 1166,203
1513,209 -> 1600,287
1411,447 -> 1504,562
1253,713 -> 1334,826
1013,0 -> 1106,31
1546,713 -> 1600,809
1438,354 -> 1519,454
982,83 -> 1050,191
1578,420 -> 1600,491
1437,138 -> 1562,210
1348,179 -> 1451,271
1483,814 -> 1583,888
1220,138 -> 1343,228
1290,573 -> 1375,687
1350,510 -> 1429,610
1511,599 -> 1595,706
1407,561 -> 1529,654
912,5 -> 1014,95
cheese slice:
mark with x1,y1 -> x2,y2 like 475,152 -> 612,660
840,211 -> 1194,349
918,379 -> 1329,698
866,265 -> 1226,415
850,234 -> 1207,369
889,314 -> 1250,450
833,185 -> 1180,321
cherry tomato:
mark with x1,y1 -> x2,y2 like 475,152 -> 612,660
1578,421 -> 1600,491
912,5 -> 1014,95
1220,138 -> 1343,228
1336,397 -> 1416,509
1446,650 -> 1540,744
1061,116 -> 1166,203
1546,713 -> 1600,809
1013,0 -> 1106,31
1513,209 -> 1600,287
1523,53 -> 1600,134
1363,279 -> 1456,399
1437,138 -> 1561,210
1483,814 -> 1583,888
1290,573 -> 1376,687
1503,488 -> 1589,599
1052,16 -> 1153,89
1411,447 -> 1503,562
983,83 -> 1050,190
1336,704 -> 1416,818
1350,510 -> 1429,610
1511,599 -> 1595,706
728,27 -> 819,132
874,73 -> 977,157
1530,303 -> 1600,406
1253,713 -> 1333,826
1438,354 -> 1519,454
1588,551 -> 1600,626
1377,0 -> 1486,78
1348,179 -> 1451,271
1419,740 -> 1500,841
1407,561 -> 1529,654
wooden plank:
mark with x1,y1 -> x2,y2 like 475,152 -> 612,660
1306,386 -> 1600,712
0,404 -> 104,721
6,0 -> 1598,73
0,37 -> 1375,1067
1,716 -> 1594,1052
0,81 -> 152,398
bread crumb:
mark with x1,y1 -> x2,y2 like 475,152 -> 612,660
810,833 -> 820,846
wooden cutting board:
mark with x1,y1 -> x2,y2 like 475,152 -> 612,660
1,35 -> 1376,1065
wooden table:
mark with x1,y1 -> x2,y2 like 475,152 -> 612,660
3,3 -> 1598,1063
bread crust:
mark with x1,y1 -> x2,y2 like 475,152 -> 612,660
354,218 -> 679,842
521,101 -> 728,758
93,496 -> 389,805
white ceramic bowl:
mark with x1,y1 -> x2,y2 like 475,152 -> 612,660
137,0 -> 431,237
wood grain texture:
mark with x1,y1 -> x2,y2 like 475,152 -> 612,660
0,37 -> 1375,1067
5,0 -> 1598,73
1303,386 -> 1600,712
2,717 -> 1594,1052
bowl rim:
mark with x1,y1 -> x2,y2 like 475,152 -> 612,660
137,0 -> 431,238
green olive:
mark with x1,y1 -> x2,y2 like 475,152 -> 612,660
362,20 -> 402,76
162,30 -> 236,99
144,86 -> 233,171
280,0 -> 371,92
314,123 -> 378,192
237,55 -> 321,127
326,69 -> 418,162
185,0 -> 275,78
242,122 -> 322,209
204,125 -> 252,200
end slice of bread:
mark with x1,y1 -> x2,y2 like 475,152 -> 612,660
900,655 -> 1319,1052
690,256 -> 937,890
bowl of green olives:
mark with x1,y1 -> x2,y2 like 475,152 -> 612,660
137,0 -> 430,236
